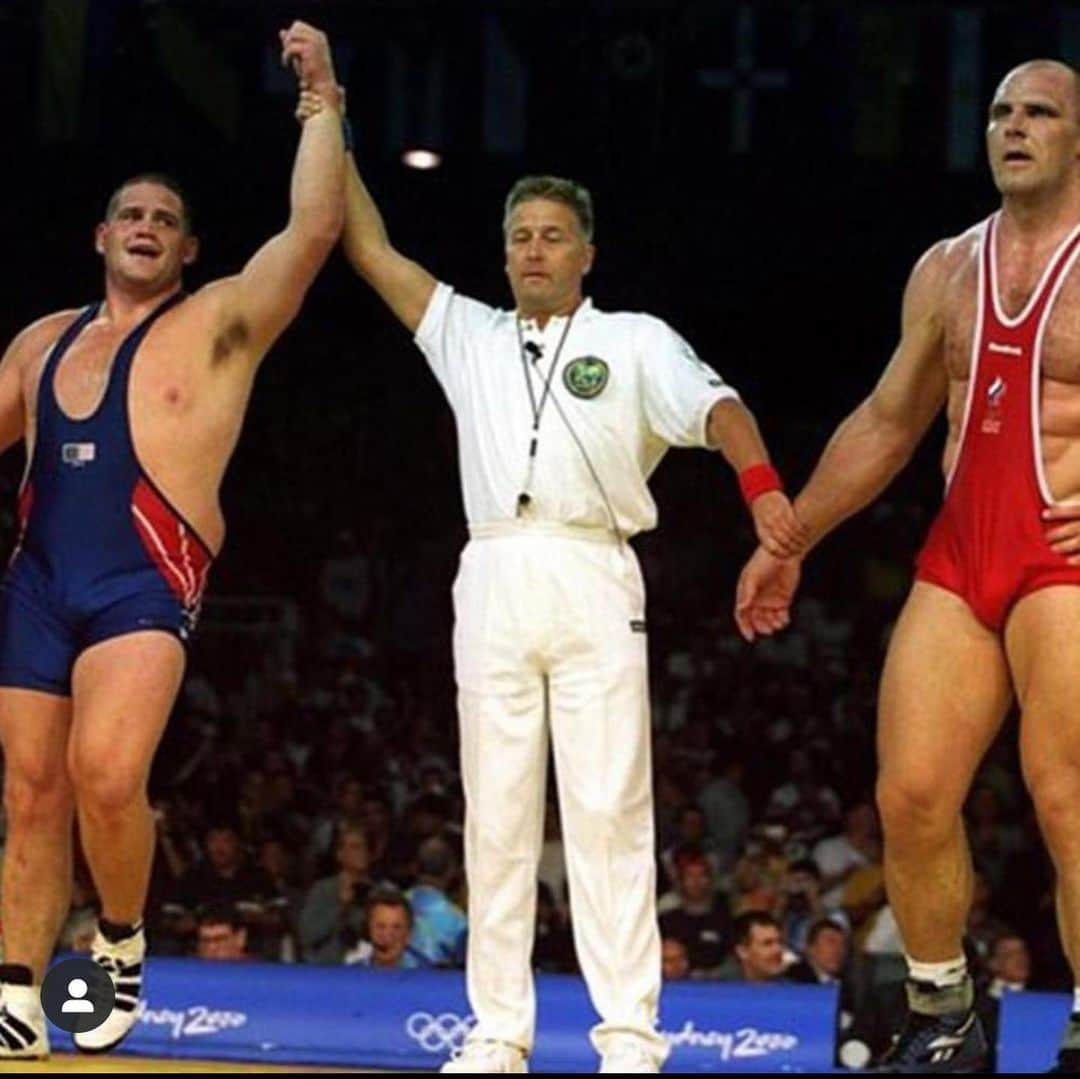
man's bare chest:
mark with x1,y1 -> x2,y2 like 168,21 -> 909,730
28,322 -> 199,427
944,263 -> 1080,386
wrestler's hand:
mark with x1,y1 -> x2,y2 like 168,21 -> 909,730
279,21 -> 341,104
295,89 -> 330,124
1043,503 -> 1080,563
734,545 -> 802,642
750,490 -> 810,559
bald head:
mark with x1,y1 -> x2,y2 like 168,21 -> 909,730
986,59 -> 1080,201
995,60 -> 1080,119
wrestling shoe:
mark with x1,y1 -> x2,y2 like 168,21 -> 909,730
440,1038 -> 528,1073
0,984 -> 49,1060
73,922 -> 145,1053
877,1008 -> 987,1072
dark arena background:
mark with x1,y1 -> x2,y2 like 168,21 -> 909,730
0,0 -> 1075,1072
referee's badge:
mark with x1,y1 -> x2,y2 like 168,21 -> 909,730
563,356 -> 609,398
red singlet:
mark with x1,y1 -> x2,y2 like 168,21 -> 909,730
915,212 -> 1080,630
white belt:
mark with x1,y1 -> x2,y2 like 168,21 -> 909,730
468,520 -> 621,545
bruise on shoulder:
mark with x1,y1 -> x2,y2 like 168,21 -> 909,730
212,316 -> 250,365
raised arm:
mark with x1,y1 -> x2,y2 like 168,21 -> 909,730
294,84 -> 436,333
793,240 -> 951,550
208,22 -> 345,363
340,152 -> 437,334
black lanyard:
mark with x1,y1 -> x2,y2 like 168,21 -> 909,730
515,309 -> 576,509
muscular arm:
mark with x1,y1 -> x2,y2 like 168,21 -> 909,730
213,104 -> 344,361
341,154 -> 437,334
0,335 -> 26,456
794,241 -> 951,550
0,311 -> 80,457
209,24 -> 345,362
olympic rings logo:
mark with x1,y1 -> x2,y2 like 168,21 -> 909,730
405,1011 -> 478,1054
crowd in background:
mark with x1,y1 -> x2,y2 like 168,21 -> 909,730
0,471 -> 1056,1068
0,2 -> 1070,1070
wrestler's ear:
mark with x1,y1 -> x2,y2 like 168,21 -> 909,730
582,243 -> 595,277
93,222 -> 107,256
181,235 -> 199,266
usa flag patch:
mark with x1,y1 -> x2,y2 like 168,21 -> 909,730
61,442 -> 96,466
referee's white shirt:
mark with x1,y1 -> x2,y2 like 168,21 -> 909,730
414,282 -> 739,536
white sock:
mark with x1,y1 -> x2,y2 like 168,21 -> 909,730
906,954 -> 967,988
1072,987 -> 1080,1016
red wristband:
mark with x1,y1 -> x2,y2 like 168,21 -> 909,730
739,463 -> 783,506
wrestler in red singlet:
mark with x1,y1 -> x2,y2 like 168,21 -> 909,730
916,211 -> 1080,629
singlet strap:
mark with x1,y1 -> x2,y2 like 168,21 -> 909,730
984,212 -> 1080,330
109,290 -> 187,401
39,303 -> 100,408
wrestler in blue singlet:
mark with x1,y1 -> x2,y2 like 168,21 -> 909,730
0,293 -> 213,695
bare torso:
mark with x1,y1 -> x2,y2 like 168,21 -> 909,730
941,217 -> 1080,500
19,285 -> 256,553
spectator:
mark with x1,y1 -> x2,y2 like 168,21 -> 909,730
658,855 -> 731,977
661,937 -> 691,981
345,888 -> 429,970
729,824 -> 789,916
151,797 -> 200,885
789,916 -> 857,1065
811,800 -> 881,910
696,748 -> 750,874
162,822 -> 285,953
257,836 -> 305,962
382,792 -> 452,885
307,775 -> 367,876
407,837 -> 467,967
261,765 -> 313,852
984,932 -> 1032,997
362,789 -> 396,880
195,903 -> 251,961
764,748 -> 842,844
660,804 -> 721,890
776,859 -> 829,954
298,825 -> 374,964
236,768 -> 270,846
788,917 -> 849,987
975,930 -> 1031,1071
718,911 -> 787,983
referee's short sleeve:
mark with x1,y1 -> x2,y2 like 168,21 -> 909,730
639,317 -> 740,448
413,282 -> 497,393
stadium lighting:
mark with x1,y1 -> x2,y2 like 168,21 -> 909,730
402,149 -> 442,170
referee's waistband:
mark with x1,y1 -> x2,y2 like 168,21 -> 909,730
469,520 -> 621,545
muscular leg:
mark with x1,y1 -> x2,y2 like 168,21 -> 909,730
0,689 -> 74,981
1005,587 -> 1080,983
67,632 -> 184,923
877,583 -> 1012,964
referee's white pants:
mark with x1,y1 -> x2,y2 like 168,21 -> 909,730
453,524 -> 668,1065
